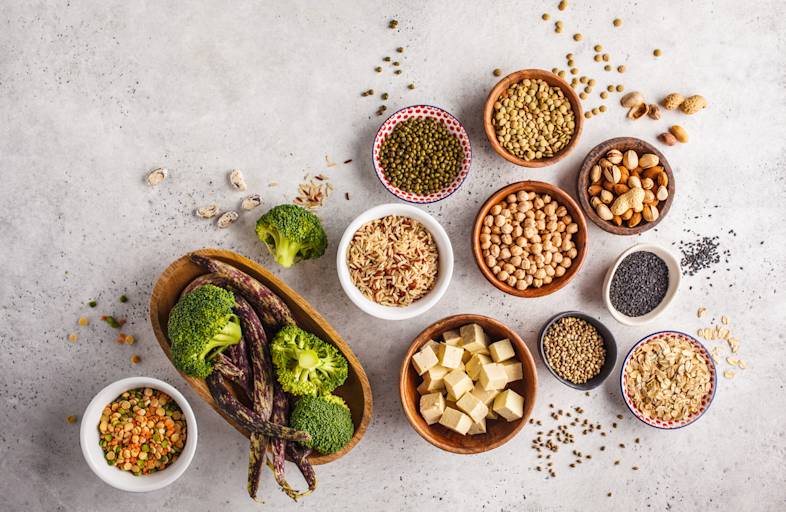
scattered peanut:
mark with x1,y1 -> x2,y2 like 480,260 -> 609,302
669,125 -> 689,143
658,132 -> 678,146
679,95 -> 708,114
661,93 -> 685,110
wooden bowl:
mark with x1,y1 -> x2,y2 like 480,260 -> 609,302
149,249 -> 373,465
399,314 -> 537,454
472,181 -> 588,298
577,137 -> 675,235
483,69 -> 584,168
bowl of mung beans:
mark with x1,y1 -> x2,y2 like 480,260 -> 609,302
80,376 -> 197,492
372,104 -> 472,204
484,69 -> 583,168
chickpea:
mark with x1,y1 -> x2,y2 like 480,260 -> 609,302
566,223 -> 579,234
568,247 -> 578,259
503,263 -> 515,274
491,234 -> 501,244
527,191 -> 536,200
515,212 -> 525,222
534,197 -> 545,209
561,239 -> 572,252
501,234 -> 513,245
492,226 -> 501,235
514,269 -> 526,279
499,247 -> 511,260
543,276 -> 553,284
546,221 -> 558,232
506,193 -> 518,203
524,226 -> 538,239
484,215 -> 493,226
535,210 -> 546,221
492,265 -> 501,274
557,221 -> 566,232
497,270 -> 509,281
563,215 -> 573,225
535,268 -> 547,279
490,245 -> 500,257
494,214 -> 506,227
544,202 -> 557,216
533,278 -> 544,288
481,225 -> 491,234
501,223 -> 513,234
510,245 -> 523,257
544,251 -> 553,265
555,265 -> 566,277
515,279 -> 528,290
556,206 -> 567,217
534,253 -> 545,266
542,194 -> 552,203
525,209 -> 535,219
562,257 -> 573,268
515,236 -> 527,247
553,252 -> 564,264
545,265 -> 555,277
536,219 -> 546,231
479,233 -> 490,243
513,225 -> 523,237
516,190 -> 528,202
491,204 -> 502,215
481,240 -> 491,250
520,258 -> 531,270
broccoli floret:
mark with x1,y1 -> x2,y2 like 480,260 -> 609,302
290,395 -> 354,455
167,285 -> 242,378
255,204 -> 328,268
270,325 -> 348,396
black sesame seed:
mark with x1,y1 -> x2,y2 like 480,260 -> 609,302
609,251 -> 669,317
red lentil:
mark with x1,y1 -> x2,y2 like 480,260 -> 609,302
98,388 -> 186,475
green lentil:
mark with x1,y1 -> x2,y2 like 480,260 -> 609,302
396,47 -> 404,53
88,300 -> 97,308
374,66 -> 382,73
381,93 -> 389,100
378,118 -> 464,195
393,61 -> 400,66
407,83 -> 415,90
119,295 -> 128,303
394,70 -> 402,75
383,56 -> 391,62
493,68 -> 502,77
388,19 -> 398,29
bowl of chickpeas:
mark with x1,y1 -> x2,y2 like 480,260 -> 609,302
80,376 -> 197,492
472,181 -> 588,297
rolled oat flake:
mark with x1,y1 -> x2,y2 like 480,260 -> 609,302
609,251 -> 669,317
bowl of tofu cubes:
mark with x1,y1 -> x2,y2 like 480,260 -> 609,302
399,314 -> 538,454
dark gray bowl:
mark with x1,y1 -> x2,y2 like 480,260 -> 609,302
538,311 -> 617,390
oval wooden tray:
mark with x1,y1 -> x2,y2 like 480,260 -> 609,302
149,248 -> 372,465
399,314 -> 537,454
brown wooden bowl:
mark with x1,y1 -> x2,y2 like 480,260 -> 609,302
483,69 -> 584,168
399,314 -> 537,454
577,137 -> 676,235
472,181 -> 588,298
149,248 -> 373,465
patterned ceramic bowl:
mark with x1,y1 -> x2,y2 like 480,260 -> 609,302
372,105 -> 472,204
620,331 -> 717,429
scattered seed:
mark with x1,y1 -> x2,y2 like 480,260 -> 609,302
145,167 -> 168,186
634,437 -> 640,444
67,415 -> 78,424
88,300 -> 97,308
599,105 -> 607,112
131,354 -> 141,364
558,0 -> 568,11
125,335 -> 136,345
394,70 -> 402,75
613,18 -> 622,27
600,446 -> 605,451
396,47 -> 404,53
542,13 -> 550,20
619,443 -> 625,448
67,334 -> 78,342
607,492 -> 612,497
383,56 -> 391,62
119,295 -> 128,303
604,64 -> 612,71
345,192 -> 350,200
388,19 -> 398,29
216,211 -> 239,228
408,83 -> 416,90
78,316 -> 89,326
614,460 -> 620,465
573,33 -> 583,41
393,61 -> 400,66
493,68 -> 502,77
241,194 -> 262,211
374,66 -> 382,73
723,370 -> 735,379
653,49 -> 662,57
617,65 -> 626,73
697,307 -> 707,318
616,85 -> 624,92
228,169 -> 247,191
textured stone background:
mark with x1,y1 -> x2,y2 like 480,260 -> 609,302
1,1 -> 785,510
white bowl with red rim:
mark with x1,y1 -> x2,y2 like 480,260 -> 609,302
620,331 -> 717,429
372,104 -> 472,204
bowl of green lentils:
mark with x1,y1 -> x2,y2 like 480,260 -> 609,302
372,104 -> 471,204
484,69 -> 583,168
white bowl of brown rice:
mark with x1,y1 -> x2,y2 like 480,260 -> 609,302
337,203 -> 453,320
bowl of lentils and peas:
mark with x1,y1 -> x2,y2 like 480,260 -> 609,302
372,104 -> 472,204
80,376 -> 197,492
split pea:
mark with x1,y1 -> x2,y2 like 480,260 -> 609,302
542,13 -> 550,20
617,65 -> 626,73
493,68 -> 502,76
599,105 -> 607,112
559,0 -> 567,11
594,54 -> 602,62
573,33 -> 583,41
594,44 -> 603,52
604,65 -> 612,71
616,84 -> 624,92
653,48 -> 662,57
613,18 -> 622,27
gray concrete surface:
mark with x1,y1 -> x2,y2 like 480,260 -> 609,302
1,1 -> 785,510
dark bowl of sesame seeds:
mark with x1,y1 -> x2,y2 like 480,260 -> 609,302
538,311 -> 617,390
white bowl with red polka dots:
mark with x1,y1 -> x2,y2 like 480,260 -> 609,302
372,105 -> 472,204
620,331 -> 717,429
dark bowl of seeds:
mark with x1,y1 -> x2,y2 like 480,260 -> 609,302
603,244 -> 681,326
372,104 -> 472,204
538,311 -> 617,390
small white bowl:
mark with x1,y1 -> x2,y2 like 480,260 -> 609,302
337,203 -> 454,320
602,243 -> 681,326
80,376 -> 197,492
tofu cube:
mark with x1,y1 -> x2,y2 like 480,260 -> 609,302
479,363 -> 508,391
502,360 -> 523,383
438,343 -> 464,369
456,391 -> 489,423
424,339 -> 441,353
461,350 -> 473,364
419,392 -> 445,425
486,409 -> 498,420
459,323 -> 489,354
470,382 -> 500,406
411,345 -> 439,375
467,417 -> 487,435
466,353 -> 492,380
442,329 -> 462,346
489,339 -> 516,362
493,389 -> 524,422
416,380 -> 430,395
443,369 -> 473,400
421,365 -> 449,392
438,407 -> 472,435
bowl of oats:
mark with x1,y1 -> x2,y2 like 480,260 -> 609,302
620,331 -> 717,429
337,203 -> 453,320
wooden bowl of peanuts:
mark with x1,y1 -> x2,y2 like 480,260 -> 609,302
577,137 -> 675,235
472,181 -> 588,298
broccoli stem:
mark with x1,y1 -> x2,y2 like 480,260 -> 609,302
273,237 -> 302,268
199,314 -> 242,361
297,348 -> 320,370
